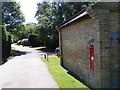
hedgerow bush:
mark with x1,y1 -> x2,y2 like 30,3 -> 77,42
28,34 -> 39,47
1,25 -> 11,63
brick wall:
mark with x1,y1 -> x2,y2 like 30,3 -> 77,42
58,2 -> 120,88
94,7 -> 120,88
60,17 -> 100,88
109,11 -> 120,88
95,8 -> 111,88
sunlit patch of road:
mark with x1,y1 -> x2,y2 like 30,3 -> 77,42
0,44 -> 58,88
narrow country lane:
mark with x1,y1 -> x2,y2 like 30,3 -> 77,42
0,44 -> 58,89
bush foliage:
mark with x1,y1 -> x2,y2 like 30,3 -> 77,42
1,25 -> 11,62
28,34 -> 39,47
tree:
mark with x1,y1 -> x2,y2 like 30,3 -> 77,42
35,2 -> 93,50
1,2 -> 25,62
2,2 -> 25,35
16,23 -> 37,41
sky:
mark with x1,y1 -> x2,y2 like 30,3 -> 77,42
15,0 -> 87,24
16,0 -> 43,24
15,0 -> 118,24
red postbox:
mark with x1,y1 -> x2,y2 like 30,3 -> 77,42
89,43 -> 94,70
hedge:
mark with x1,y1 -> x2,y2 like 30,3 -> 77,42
1,25 -> 11,63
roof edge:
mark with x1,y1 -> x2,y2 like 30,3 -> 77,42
58,11 -> 89,29
56,2 -> 120,30
57,8 -> 87,29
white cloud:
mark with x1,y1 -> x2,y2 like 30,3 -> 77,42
16,0 -> 43,24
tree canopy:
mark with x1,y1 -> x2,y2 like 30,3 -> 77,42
1,2 -> 94,50
2,2 -> 25,35
35,2 -> 93,50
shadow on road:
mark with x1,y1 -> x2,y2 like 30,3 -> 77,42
1,51 -> 31,65
36,48 -> 56,57
11,50 -> 30,56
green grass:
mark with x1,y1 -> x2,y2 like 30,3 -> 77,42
11,46 -> 16,51
43,56 -> 90,89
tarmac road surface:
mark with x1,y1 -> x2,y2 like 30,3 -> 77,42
0,44 -> 58,89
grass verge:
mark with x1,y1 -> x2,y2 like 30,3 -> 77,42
43,56 -> 90,89
11,46 -> 16,51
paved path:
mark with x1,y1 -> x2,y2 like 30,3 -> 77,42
0,44 -> 58,89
